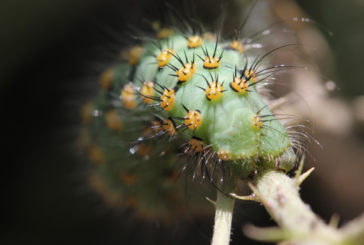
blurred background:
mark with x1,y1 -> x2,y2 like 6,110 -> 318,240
1,0 -> 364,244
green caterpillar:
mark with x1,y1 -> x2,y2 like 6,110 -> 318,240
122,31 -> 296,177
79,5 -> 300,220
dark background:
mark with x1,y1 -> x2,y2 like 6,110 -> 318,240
1,0 -> 364,244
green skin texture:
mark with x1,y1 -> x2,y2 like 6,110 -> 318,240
117,34 -> 295,177
87,116 -> 213,217
86,97 -> 214,217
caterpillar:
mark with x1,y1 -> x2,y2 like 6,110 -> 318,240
78,0 -> 307,222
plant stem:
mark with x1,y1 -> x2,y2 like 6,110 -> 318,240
211,191 -> 235,245
242,170 -> 364,245
254,170 -> 339,243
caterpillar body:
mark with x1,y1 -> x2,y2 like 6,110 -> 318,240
79,1 -> 302,221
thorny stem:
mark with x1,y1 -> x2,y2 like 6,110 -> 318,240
236,168 -> 364,245
211,191 -> 235,245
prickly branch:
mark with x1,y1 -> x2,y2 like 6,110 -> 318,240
229,158 -> 364,245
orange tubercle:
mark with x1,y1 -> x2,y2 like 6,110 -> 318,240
176,63 -> 196,82
230,77 -> 249,94
128,46 -> 143,65
205,81 -> 224,100
160,88 -> 175,111
156,49 -> 174,67
162,119 -> 177,137
252,115 -> 263,130
203,56 -> 220,69
184,110 -> 203,130
157,28 -> 174,39
140,81 -> 155,104
187,35 -> 203,48
186,138 -> 205,154
88,145 -> 105,165
217,150 -> 232,161
105,109 -> 123,131
245,69 -> 257,83
80,102 -> 94,125
99,68 -> 114,90
121,83 -> 136,109
230,40 -> 244,53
